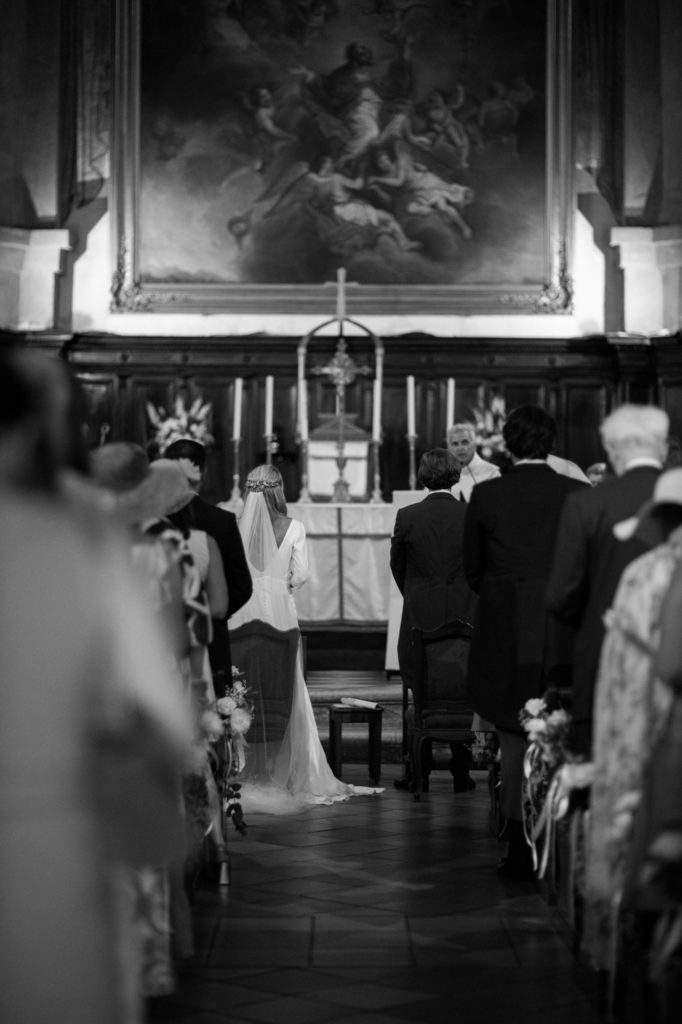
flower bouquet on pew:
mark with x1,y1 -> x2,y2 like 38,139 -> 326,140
520,697 -> 594,883
214,666 -> 254,836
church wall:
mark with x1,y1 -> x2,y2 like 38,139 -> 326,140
0,0 -> 61,226
1,2 -> 680,338
4,0 -> 682,495
16,329 -> 664,504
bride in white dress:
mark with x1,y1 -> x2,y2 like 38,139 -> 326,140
228,464 -> 381,811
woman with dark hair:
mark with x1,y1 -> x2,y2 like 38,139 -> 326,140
390,449 -> 477,791
228,464 -> 381,810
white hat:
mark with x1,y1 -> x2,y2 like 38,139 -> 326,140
614,468 -> 682,542
90,444 -> 194,524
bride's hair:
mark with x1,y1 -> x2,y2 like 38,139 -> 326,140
244,464 -> 287,516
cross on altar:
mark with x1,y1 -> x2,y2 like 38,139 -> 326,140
297,266 -> 384,503
311,338 -> 371,501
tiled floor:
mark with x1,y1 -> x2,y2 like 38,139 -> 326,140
149,760 -> 602,1024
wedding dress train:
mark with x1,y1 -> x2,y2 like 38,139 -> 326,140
228,496 -> 381,813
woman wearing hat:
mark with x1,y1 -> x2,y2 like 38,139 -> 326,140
582,468 -> 682,984
91,444 -> 231,989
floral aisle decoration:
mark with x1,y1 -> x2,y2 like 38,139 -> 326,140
214,666 -> 254,836
146,394 -> 215,455
470,387 -> 506,459
520,697 -> 595,892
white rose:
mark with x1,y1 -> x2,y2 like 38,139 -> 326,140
201,710 -> 224,741
524,717 -> 547,737
217,695 -> 237,715
230,707 -> 252,735
524,698 -> 546,717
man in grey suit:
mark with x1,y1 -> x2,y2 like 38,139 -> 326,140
547,404 -> 668,757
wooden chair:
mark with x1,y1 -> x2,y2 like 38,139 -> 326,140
229,622 -> 300,777
408,619 -> 475,801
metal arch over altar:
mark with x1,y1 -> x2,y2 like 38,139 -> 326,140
296,268 -> 385,504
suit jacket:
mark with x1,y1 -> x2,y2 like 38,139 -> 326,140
463,464 -> 588,732
390,491 -> 475,695
546,464 -> 661,729
188,496 -> 253,687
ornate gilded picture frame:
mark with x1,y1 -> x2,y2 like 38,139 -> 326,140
111,0 -> 573,316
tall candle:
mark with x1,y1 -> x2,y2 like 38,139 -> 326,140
372,378 -> 382,441
336,266 -> 346,321
446,377 -> 456,430
406,375 -> 416,436
232,377 -> 243,440
299,382 -> 308,441
264,375 -> 274,437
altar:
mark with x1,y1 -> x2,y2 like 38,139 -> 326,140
290,490 -> 426,673
291,502 -> 395,626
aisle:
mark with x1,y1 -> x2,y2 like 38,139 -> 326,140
149,764 -> 600,1024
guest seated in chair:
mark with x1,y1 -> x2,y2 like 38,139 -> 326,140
390,448 -> 477,792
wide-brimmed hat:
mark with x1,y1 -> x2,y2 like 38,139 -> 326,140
90,443 -> 194,524
614,468 -> 682,543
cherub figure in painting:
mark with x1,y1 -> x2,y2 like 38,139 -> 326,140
368,148 -> 474,239
420,87 -> 471,170
306,154 -> 422,252
478,80 -> 519,155
242,84 -> 297,171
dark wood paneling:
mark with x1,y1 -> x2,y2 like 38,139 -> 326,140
11,328 -> 681,500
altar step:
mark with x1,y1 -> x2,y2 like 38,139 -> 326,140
307,669 -> 405,768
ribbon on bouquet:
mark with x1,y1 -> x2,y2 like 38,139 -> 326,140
224,732 -> 249,776
523,749 -> 595,881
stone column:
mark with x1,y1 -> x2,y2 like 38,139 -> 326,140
611,225 -> 682,334
0,227 -> 70,330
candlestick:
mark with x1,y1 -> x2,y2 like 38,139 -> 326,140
369,439 -> 385,503
264,375 -> 274,438
299,381 -> 309,441
336,266 -> 346,322
297,438 -> 312,503
229,437 -> 243,508
446,377 -> 455,431
232,377 -> 243,441
406,433 -> 417,490
372,378 -> 382,442
406,375 -> 416,436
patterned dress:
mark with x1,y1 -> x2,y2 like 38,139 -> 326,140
583,531 -> 682,971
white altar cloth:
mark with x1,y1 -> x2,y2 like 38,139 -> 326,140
291,502 -> 396,625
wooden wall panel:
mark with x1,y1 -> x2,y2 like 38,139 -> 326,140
11,328 -> 681,501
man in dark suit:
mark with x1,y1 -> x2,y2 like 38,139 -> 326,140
463,406 -> 588,878
390,448 -> 477,792
164,438 -> 252,696
547,403 -> 668,756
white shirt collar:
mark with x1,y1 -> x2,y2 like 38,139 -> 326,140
624,457 -> 663,470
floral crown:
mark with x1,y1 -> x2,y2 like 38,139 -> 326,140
245,478 -> 279,492
470,390 -> 506,457
146,396 -> 215,455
